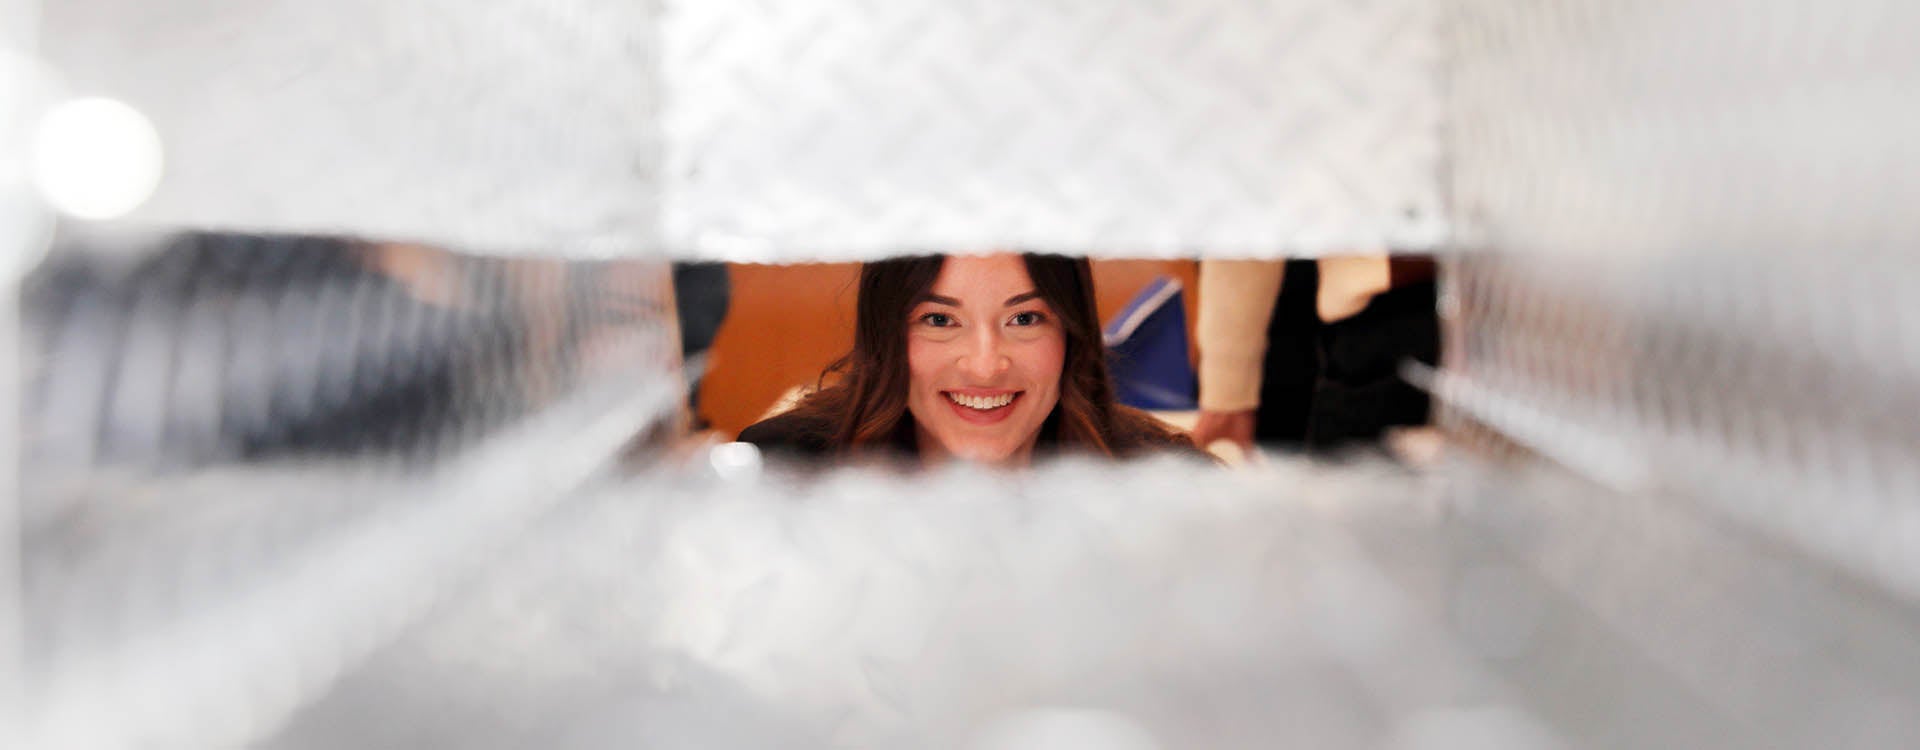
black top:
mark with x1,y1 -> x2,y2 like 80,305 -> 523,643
734,411 -> 848,461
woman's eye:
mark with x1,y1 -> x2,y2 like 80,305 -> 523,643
920,312 -> 955,327
1009,311 -> 1045,326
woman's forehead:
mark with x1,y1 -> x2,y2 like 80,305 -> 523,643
927,254 -> 1036,302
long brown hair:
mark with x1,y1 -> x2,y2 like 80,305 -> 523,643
782,254 -> 1188,459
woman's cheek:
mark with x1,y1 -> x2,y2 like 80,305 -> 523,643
1033,332 -> 1067,386
907,337 -> 947,383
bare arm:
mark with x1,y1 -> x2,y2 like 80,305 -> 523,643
1192,260 -> 1285,451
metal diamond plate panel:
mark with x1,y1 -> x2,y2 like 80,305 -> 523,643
1437,0 -> 1920,600
39,0 -> 662,256
1446,0 -> 1918,264
33,0 -> 1443,258
661,0 -> 1445,259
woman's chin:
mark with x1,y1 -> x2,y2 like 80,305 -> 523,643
930,437 -> 1025,467
956,446 -> 1015,465
914,411 -> 1040,468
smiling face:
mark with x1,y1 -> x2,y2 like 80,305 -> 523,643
905,254 -> 1067,466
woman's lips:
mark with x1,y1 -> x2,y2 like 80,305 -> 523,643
943,390 -> 1021,425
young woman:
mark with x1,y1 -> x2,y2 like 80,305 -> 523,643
737,253 -> 1204,467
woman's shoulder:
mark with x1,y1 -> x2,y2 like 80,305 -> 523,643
736,409 -> 838,458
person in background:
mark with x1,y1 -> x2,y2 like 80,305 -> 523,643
672,261 -> 731,426
1190,256 -> 1439,454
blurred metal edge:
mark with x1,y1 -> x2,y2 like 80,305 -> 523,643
20,355 -> 684,748
3,0 -> 52,742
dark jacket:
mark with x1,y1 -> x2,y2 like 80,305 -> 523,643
1256,258 -> 1439,449
735,410 -> 844,461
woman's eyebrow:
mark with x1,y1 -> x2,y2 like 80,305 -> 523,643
915,292 -> 1041,306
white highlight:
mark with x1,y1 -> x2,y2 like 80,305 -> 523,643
708,441 -> 763,482
31,97 -> 163,220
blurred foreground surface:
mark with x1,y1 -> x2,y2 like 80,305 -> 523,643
24,454 -> 1920,749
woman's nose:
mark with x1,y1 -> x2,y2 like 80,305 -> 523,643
958,330 -> 1011,379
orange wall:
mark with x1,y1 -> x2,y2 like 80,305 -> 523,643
699,263 -> 859,438
699,259 -> 1198,438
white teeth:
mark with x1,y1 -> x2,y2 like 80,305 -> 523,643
947,392 -> 1015,410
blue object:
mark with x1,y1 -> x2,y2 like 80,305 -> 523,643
1103,276 -> 1199,410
